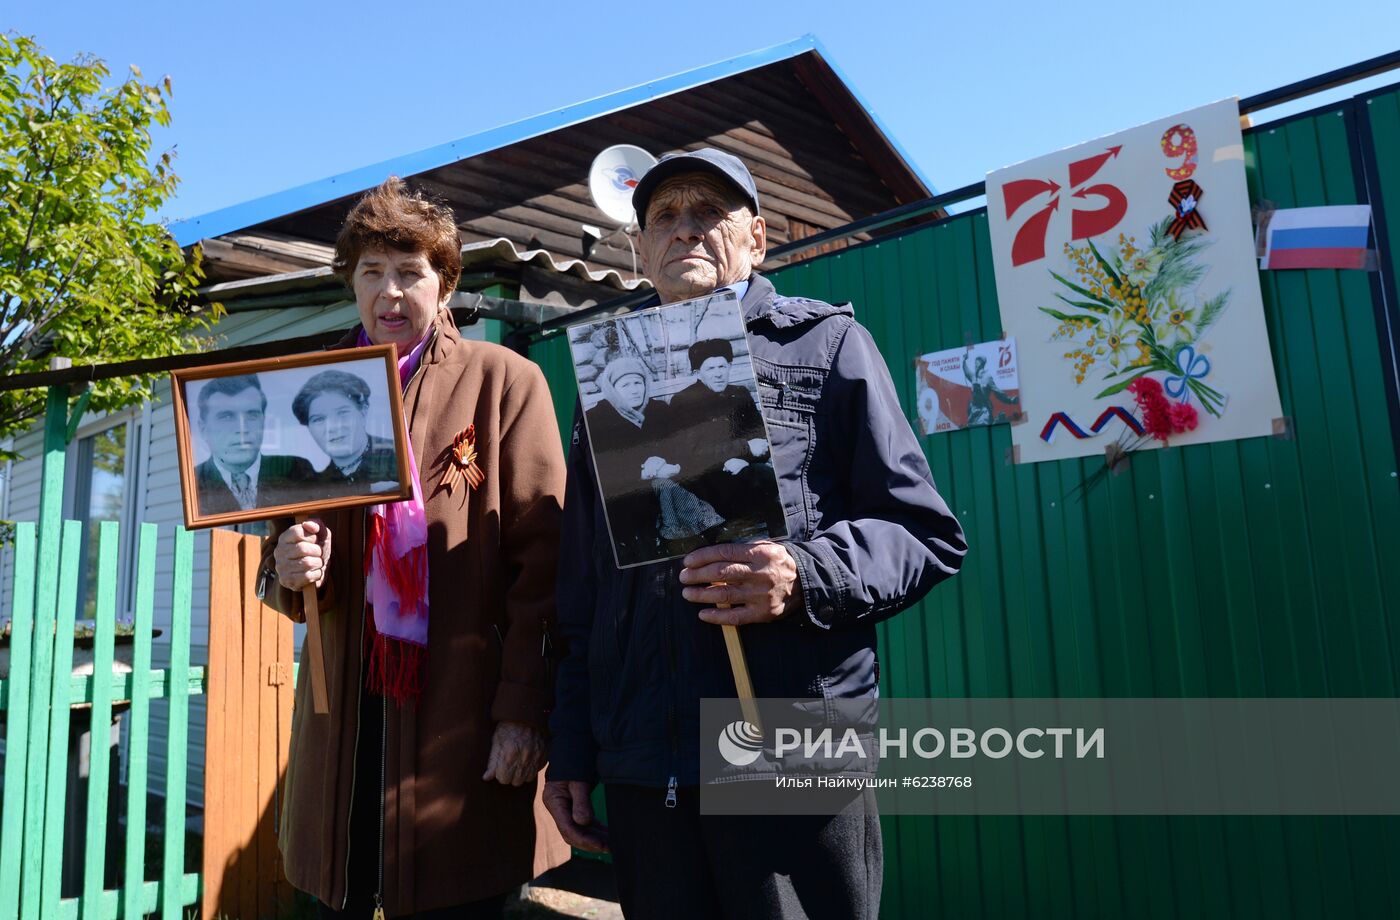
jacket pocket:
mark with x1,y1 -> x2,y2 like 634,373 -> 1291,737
756,363 -> 823,421
756,364 -> 824,540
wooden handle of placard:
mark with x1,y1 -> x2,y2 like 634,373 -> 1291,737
721,624 -> 761,732
714,581 -> 761,732
300,586 -> 330,714
298,515 -> 330,714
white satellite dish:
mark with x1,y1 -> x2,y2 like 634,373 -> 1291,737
587,144 -> 657,228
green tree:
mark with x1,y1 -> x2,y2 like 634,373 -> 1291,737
0,33 -> 219,450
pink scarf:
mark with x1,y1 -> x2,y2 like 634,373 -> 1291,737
358,328 -> 432,704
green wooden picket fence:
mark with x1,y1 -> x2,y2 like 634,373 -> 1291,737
1,384 -> 203,920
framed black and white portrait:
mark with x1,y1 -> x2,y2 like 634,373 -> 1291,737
171,345 -> 411,528
568,290 -> 787,568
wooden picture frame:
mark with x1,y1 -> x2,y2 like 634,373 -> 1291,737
170,344 -> 412,530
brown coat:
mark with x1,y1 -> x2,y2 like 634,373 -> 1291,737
263,310 -> 570,912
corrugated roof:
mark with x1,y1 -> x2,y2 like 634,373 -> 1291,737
464,237 -> 648,290
169,34 -> 933,248
198,236 -> 648,306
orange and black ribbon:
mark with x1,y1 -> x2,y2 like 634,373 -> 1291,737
1167,179 -> 1207,239
440,424 -> 485,496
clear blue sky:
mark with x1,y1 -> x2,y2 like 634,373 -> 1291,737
10,0 -> 1400,224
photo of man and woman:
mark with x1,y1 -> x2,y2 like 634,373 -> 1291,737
568,291 -> 787,568
174,348 -> 408,527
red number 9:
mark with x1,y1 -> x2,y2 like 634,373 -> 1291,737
1161,124 -> 1198,180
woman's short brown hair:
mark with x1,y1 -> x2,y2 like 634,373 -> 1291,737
332,177 -> 462,295
291,369 -> 372,425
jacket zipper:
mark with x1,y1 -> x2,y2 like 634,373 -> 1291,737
372,694 -> 387,920
350,327 -> 438,913
662,567 -> 680,808
541,617 -> 554,708
341,521 -> 368,908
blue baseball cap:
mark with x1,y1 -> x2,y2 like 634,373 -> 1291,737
631,148 -> 760,229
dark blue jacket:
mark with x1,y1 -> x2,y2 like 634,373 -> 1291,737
549,274 -> 967,786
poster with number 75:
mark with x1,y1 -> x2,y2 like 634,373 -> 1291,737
986,98 -> 1282,464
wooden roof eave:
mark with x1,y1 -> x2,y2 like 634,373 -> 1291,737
788,51 -> 931,204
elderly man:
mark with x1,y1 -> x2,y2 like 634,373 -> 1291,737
546,149 -> 967,919
194,374 -> 313,515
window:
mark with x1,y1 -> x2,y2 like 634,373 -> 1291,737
68,416 -> 143,619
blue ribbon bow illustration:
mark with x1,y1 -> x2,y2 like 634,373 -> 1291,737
1165,344 -> 1210,401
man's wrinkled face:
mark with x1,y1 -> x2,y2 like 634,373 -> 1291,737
200,387 -> 265,473
638,173 -> 765,303
698,356 -> 730,393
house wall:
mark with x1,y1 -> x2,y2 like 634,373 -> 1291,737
767,93 -> 1400,919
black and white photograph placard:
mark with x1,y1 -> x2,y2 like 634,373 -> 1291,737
568,291 -> 787,568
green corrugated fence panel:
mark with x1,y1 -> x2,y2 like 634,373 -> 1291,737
1,522 -> 38,920
511,90 -> 1400,917
752,95 -> 1400,918
534,332 -> 581,442
257,102 -> 1386,918
1369,89 -> 1400,303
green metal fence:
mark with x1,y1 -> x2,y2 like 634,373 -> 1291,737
530,85 -> 1400,918
1,384 -> 202,920
780,90 -> 1400,919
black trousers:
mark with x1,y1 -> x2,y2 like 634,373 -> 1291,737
604,783 -> 882,920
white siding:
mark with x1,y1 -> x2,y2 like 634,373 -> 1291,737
1,425 -> 46,627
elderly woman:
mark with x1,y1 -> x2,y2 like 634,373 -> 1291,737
585,356 -> 721,565
291,369 -> 398,490
585,356 -> 664,566
262,178 -> 568,920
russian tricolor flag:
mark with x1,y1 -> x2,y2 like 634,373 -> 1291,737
1261,204 -> 1372,270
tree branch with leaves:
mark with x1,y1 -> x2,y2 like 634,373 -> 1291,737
0,33 -> 220,456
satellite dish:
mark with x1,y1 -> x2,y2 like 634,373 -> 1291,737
588,145 -> 657,228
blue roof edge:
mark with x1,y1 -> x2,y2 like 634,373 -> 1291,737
803,36 -> 938,197
171,35 -> 826,247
